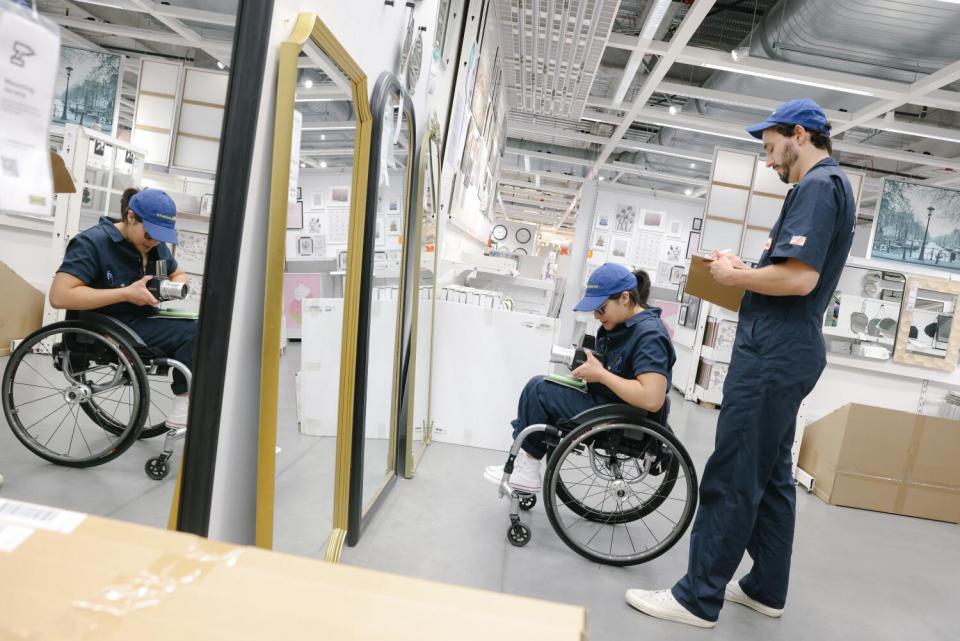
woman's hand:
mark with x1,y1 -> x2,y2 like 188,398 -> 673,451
125,275 -> 159,307
571,350 -> 607,384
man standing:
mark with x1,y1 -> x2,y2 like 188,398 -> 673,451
625,99 -> 856,628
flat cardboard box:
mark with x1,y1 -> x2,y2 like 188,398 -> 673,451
686,256 -> 744,312
0,260 -> 45,356
798,403 -> 960,523
0,506 -> 588,640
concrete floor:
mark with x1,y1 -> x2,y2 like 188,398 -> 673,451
2,346 -> 957,639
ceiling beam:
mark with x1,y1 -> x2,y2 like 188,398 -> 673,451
832,58 -> 960,135
504,146 -> 596,167
553,0 -> 716,230
47,15 -> 232,58
604,161 -> 709,187
72,0 -> 235,26
499,178 -> 580,196
500,167 -> 587,183
125,0 -> 230,67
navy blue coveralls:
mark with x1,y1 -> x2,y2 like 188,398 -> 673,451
57,217 -> 197,395
672,158 -> 856,621
513,308 -> 677,459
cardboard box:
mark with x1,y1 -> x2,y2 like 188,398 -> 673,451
686,256 -> 744,312
0,502 -> 588,640
0,260 -> 45,356
798,403 -> 960,523
51,150 -> 76,193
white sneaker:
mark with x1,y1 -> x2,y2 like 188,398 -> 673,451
482,450 -> 542,492
625,589 -> 716,629
165,395 -> 189,429
724,581 -> 783,618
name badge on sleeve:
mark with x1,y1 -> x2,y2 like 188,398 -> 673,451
790,235 -> 807,247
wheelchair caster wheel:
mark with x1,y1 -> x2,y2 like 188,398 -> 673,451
145,456 -> 170,480
507,522 -> 531,547
518,494 -> 537,511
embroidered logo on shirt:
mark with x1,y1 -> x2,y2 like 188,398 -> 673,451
790,235 -> 807,247
106,269 -> 114,284
764,237 -> 772,251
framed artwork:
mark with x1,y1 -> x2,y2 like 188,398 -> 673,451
610,235 -> 631,261
692,217 -> 703,231
669,219 -> 683,236
592,229 -> 609,251
374,250 -> 388,261
596,212 -> 610,229
686,231 -> 701,259
337,250 -> 348,271
676,275 -> 687,302
515,227 -> 532,244
286,201 -> 303,230
643,209 -> 665,228
297,187 -> 302,201
297,236 -> 314,256
387,199 -> 400,212
614,204 -> 636,233
306,214 -> 322,234
53,46 -> 122,136
200,193 -> 213,217
491,224 -> 508,241
387,216 -> 401,236
678,304 -> 689,326
664,239 -> 684,262
329,186 -> 351,204
868,178 -> 960,272
283,273 -> 323,330
375,220 -> 385,246
310,191 -> 324,209
669,265 -> 686,285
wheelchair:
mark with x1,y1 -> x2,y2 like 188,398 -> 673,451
2,311 -> 190,480
494,398 -> 698,566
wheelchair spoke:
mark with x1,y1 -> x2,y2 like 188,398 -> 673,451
35,404 -> 71,444
12,381 -> 60,392
13,390 -> 65,407
25,401 -> 71,435
149,384 -> 174,402
21,357 -> 64,392
64,403 -> 80,455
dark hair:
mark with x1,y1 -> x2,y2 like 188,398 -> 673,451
609,269 -> 651,307
119,188 -> 140,224
773,123 -> 833,155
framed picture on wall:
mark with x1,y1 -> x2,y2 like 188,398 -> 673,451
311,191 -> 324,209
329,186 -> 351,204
610,235 -> 631,261
596,212 -> 610,229
286,201 -> 303,230
297,187 -> 302,201
678,304 -> 689,326
692,217 -> 703,231
297,236 -> 314,256
614,204 -> 636,233
200,193 -> 213,217
643,209 -> 665,228
669,265 -> 686,285
686,231 -> 701,259
669,219 -> 683,236
337,250 -> 348,271
387,216 -> 401,236
676,275 -> 687,302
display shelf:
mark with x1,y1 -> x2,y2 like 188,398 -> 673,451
700,344 -> 732,364
826,350 -> 960,386
821,325 -> 895,348
695,384 -> 724,406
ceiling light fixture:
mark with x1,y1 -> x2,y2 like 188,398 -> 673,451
216,61 -> 226,70
730,47 -> 749,62
598,176 -> 605,181
668,105 -> 679,115
320,161 -> 328,168
321,134 -> 326,140
684,188 -> 693,196
303,79 -> 314,89
646,117 -> 757,142
700,63 -> 875,97
689,162 -> 696,169
880,112 -> 960,144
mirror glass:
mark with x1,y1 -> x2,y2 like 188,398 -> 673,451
361,87 -> 410,512
408,135 -> 441,474
906,289 -> 956,359
822,266 -> 906,359
273,40 -> 358,557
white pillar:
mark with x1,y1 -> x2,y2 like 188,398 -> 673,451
556,179 -> 598,348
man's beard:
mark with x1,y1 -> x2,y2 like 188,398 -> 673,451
778,143 -> 799,184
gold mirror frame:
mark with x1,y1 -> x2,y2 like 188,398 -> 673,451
894,276 -> 960,371
255,13 -> 372,562
403,115 -> 442,478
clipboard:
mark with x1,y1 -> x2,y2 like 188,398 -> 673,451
685,256 -> 745,312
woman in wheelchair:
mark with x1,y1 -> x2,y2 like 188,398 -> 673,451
47,188 -> 195,429
483,262 -> 676,493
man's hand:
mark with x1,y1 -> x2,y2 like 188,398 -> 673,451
710,249 -> 747,269
571,350 -> 607,384
710,254 -> 742,286
125,275 -> 159,307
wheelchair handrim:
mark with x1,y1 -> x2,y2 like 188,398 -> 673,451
2,325 -> 147,466
545,421 -> 697,566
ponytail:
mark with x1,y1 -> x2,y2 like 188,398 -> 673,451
628,269 -> 651,306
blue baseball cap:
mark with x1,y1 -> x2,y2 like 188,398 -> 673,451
574,263 -> 638,312
746,98 -> 830,140
128,189 -> 178,244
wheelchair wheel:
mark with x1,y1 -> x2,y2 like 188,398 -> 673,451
543,419 -> 697,567
2,322 -> 149,467
80,370 -> 173,440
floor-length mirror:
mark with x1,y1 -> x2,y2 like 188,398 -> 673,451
347,72 -> 417,544
260,14 -> 370,559
403,118 -> 442,478
0,0 -> 243,532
